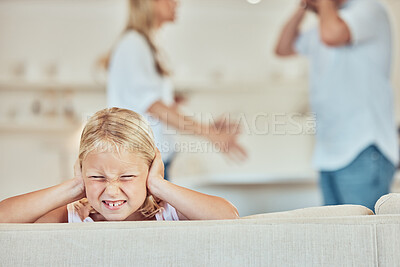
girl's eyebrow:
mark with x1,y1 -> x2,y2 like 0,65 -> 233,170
84,168 -> 104,173
85,167 -> 141,174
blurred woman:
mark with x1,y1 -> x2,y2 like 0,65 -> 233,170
107,0 -> 246,180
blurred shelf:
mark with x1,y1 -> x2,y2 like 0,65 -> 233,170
175,80 -> 309,94
173,172 -> 318,188
0,121 -> 81,133
0,81 -> 106,92
0,81 -> 308,94
175,170 -> 400,189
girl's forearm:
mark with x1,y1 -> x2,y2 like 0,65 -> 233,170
0,178 -> 83,223
150,179 -> 239,220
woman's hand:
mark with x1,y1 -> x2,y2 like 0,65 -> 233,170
300,0 -> 308,9
72,159 -> 86,200
305,0 -> 339,13
207,116 -> 248,162
173,92 -> 187,106
146,149 -> 166,199
305,0 -> 319,13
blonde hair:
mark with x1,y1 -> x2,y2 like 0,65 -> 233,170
100,0 -> 169,76
79,107 -> 161,218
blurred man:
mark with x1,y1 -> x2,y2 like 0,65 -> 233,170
275,0 -> 398,211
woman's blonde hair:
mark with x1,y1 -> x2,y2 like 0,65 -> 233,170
79,107 -> 161,218
100,0 -> 169,76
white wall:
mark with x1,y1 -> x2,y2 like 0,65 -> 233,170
0,0 -> 126,83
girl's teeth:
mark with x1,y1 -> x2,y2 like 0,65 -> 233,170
106,201 -> 124,207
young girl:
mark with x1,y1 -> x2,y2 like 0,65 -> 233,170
0,108 -> 239,223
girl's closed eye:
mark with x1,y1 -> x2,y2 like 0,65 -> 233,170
120,175 -> 138,181
88,175 -> 106,179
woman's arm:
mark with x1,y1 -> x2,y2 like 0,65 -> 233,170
0,161 -> 85,223
148,101 -> 247,161
147,150 -> 239,220
275,2 -> 307,56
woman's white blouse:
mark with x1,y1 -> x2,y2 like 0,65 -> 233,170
107,30 -> 176,161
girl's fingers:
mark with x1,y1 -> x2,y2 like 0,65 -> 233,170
155,148 -> 162,160
73,159 -> 82,178
149,148 -> 165,178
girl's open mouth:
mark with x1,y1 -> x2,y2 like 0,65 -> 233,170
102,200 -> 127,210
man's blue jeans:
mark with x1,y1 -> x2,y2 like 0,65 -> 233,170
163,159 -> 173,181
320,145 -> 396,212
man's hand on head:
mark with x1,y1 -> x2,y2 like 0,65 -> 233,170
305,0 -> 320,13
305,0 -> 341,13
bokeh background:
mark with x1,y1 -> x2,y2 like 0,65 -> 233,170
0,0 -> 399,216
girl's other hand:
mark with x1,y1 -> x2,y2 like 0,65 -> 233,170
146,149 -> 166,198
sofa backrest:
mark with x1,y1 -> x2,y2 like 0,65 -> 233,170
375,193 -> 400,215
242,204 -> 373,219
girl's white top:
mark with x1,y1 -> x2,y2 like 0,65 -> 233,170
67,200 -> 180,223
107,30 -> 176,162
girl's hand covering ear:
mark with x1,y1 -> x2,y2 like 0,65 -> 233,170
146,149 -> 165,197
73,159 -> 86,199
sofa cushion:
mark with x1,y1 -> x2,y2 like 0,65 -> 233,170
242,205 -> 373,219
375,193 -> 400,215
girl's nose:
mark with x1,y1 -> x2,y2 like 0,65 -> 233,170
104,181 -> 121,197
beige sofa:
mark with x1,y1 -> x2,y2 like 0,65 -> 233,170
0,195 -> 399,267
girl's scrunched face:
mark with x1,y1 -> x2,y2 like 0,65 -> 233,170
82,149 -> 149,221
